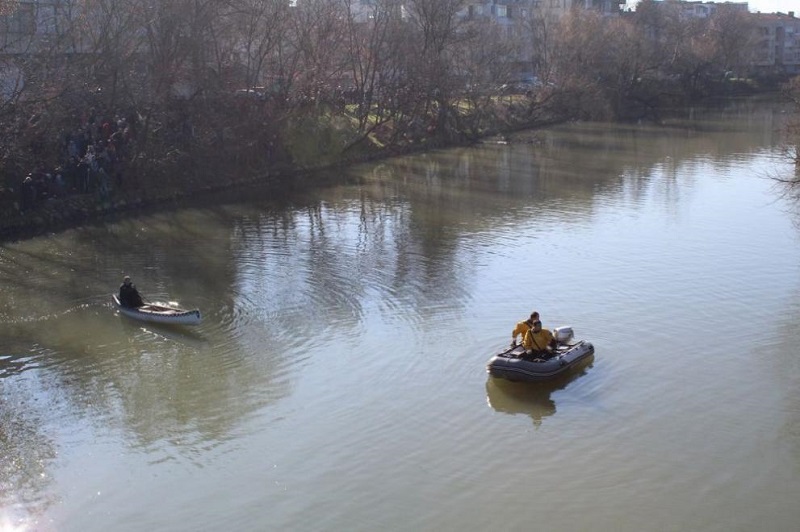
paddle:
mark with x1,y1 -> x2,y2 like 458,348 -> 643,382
502,342 -> 522,357
141,294 -> 183,311
139,294 -> 163,310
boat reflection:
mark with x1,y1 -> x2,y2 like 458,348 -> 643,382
485,354 -> 594,427
119,318 -> 208,348
0,353 -> 30,378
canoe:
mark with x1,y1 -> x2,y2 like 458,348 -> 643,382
486,327 -> 594,382
112,295 -> 202,326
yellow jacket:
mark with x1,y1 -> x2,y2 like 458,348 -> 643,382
512,319 -> 533,342
523,327 -> 554,352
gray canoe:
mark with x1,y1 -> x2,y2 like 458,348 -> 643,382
486,341 -> 594,382
112,295 -> 202,326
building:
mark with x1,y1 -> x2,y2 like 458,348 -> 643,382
752,11 -> 800,75
676,1 -> 748,18
461,0 -> 624,25
630,1 -> 798,77
0,0 -> 74,55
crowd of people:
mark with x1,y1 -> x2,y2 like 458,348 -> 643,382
16,109 -> 138,213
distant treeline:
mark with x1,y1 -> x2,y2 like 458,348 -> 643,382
0,0 -> 794,203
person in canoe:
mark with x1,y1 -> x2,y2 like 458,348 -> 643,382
523,320 -> 556,358
118,275 -> 144,308
511,311 -> 539,347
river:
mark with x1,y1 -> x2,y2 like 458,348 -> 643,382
1,98 -> 799,532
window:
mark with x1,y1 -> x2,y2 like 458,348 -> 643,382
3,2 -> 35,35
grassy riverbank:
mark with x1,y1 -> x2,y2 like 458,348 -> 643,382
0,91 -> 561,242
1,84 -> 786,243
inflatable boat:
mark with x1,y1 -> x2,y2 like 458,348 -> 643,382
112,295 -> 202,326
486,327 -> 594,382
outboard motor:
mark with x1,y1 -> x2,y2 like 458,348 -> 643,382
553,326 -> 574,344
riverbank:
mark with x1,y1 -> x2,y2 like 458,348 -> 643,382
0,131 -> 474,243
1,90 -> 787,244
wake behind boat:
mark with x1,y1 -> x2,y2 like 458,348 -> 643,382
486,326 -> 594,382
112,295 -> 202,326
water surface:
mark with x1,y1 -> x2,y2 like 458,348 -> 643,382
2,99 -> 800,531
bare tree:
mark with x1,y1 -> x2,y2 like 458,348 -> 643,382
516,7 -> 557,86
135,0 -> 232,102
0,0 -> 19,15
341,0 -> 395,131
0,0 -> 27,107
450,15 -> 526,134
779,76 -> 800,187
59,0 -> 151,110
549,8 -> 616,120
289,0 -> 349,104
602,15 -> 659,120
228,0 -> 293,92
403,0 -> 466,137
709,4 -> 758,78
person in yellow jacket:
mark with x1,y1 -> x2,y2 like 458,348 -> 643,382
523,320 -> 555,356
511,311 -> 539,347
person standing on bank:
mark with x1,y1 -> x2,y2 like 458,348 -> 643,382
523,320 -> 555,357
511,311 -> 539,347
118,275 -> 144,308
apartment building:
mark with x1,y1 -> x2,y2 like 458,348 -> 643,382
632,1 -> 798,76
0,0 -> 72,55
657,1 -> 799,76
676,1 -> 749,18
342,0 -> 406,23
461,0 -> 623,25
752,11 -> 800,75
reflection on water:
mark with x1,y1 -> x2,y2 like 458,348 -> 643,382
485,354 -> 595,426
117,319 -> 209,349
0,382 -> 58,528
1,98 -> 800,531
0,354 -> 33,379
769,286 -> 800,473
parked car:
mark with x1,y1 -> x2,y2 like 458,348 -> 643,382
234,87 -> 267,100
499,78 -> 543,95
